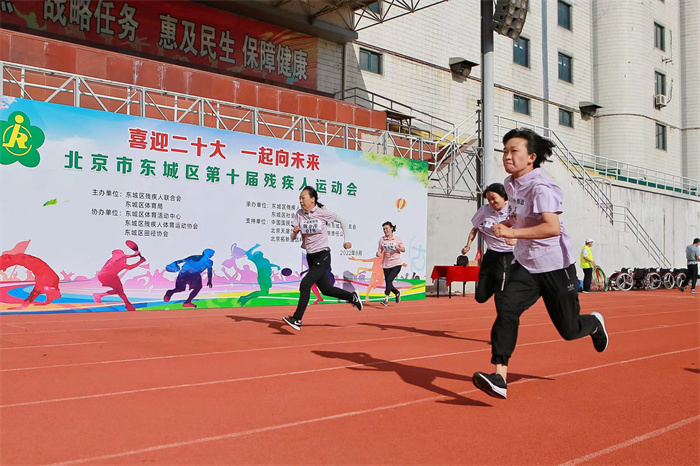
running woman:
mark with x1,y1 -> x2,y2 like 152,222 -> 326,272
377,221 -> 406,306
462,183 -> 514,303
282,186 -> 363,331
472,128 -> 609,399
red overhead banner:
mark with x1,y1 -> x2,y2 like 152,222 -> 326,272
0,0 -> 318,90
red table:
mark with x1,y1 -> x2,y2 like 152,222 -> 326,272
431,265 -> 480,298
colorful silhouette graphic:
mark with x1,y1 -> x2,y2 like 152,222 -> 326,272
164,249 -> 214,308
0,253 -> 61,309
350,255 -> 385,302
93,244 -> 146,311
238,244 -> 281,306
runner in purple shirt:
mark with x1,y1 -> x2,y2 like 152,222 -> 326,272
282,186 -> 362,331
472,128 -> 609,399
462,183 -> 514,303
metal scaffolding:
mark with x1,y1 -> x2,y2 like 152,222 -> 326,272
0,61 -> 483,200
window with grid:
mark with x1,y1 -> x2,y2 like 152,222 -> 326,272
359,48 -> 382,74
513,95 -> 530,115
654,23 -> 665,51
558,53 -> 572,82
655,123 -> 667,150
558,1 -> 572,30
655,72 -> 666,95
513,37 -> 530,67
559,109 -> 574,127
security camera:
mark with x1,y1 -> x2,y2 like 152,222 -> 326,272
449,57 -> 479,78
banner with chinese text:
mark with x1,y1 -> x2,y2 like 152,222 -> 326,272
0,0 -> 318,90
0,97 -> 428,314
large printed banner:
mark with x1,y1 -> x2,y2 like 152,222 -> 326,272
0,97 -> 428,314
0,0 -> 318,90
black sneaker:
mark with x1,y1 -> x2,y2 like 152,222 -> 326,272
381,296 -> 389,307
679,286 -> 685,292
395,290 -> 401,304
282,316 -> 301,331
590,312 -> 608,352
351,291 -> 363,311
472,372 -> 507,399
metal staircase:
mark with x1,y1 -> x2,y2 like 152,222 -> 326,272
492,118 -> 671,267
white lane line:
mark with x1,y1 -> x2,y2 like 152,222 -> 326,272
2,296 -> 686,329
4,324 -> 697,408
558,415 -> 700,466
0,341 -> 107,351
1,314 -> 697,373
42,346 -> 700,466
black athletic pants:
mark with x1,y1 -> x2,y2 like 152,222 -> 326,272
491,262 -> 598,366
293,249 -> 354,320
475,249 -> 514,303
383,265 -> 402,296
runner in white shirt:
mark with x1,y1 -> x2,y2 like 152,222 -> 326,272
282,186 -> 362,331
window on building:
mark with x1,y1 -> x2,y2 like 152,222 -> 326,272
654,23 -> 665,51
513,95 -> 531,115
559,109 -> 574,127
655,71 -> 666,95
513,37 -> 530,67
359,48 -> 382,74
368,1 -> 381,14
558,1 -> 572,30
655,123 -> 667,150
558,53 -> 573,82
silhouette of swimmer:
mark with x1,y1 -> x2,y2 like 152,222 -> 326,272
164,249 -> 214,308
0,253 -> 61,309
94,249 -> 146,311
238,244 -> 281,306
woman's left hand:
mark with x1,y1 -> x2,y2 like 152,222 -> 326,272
343,242 -> 352,249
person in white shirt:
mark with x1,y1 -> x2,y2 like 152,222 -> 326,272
282,186 -> 362,331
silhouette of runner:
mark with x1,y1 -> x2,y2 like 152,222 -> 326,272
164,249 -> 214,308
238,244 -> 280,306
94,249 -> 146,311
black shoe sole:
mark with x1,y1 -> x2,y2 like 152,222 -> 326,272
472,373 -> 507,399
591,312 -> 608,352
282,317 -> 301,331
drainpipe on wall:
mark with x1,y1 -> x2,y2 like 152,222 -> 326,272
542,0 -> 550,131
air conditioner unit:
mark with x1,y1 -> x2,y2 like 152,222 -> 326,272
654,94 -> 668,108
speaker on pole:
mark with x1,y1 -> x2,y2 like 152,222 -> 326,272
491,0 -> 528,40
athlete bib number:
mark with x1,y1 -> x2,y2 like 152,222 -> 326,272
383,242 -> 396,252
301,219 -> 322,235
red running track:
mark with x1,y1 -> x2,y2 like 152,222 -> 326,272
0,290 -> 698,465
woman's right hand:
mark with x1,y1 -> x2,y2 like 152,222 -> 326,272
293,225 -> 301,234
376,252 -> 381,258
461,245 -> 470,255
